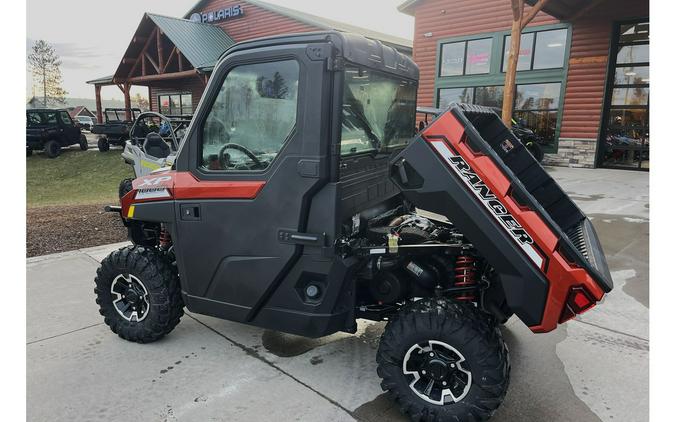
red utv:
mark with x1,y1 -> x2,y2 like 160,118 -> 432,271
95,31 -> 612,422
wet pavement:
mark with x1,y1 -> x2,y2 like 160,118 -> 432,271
26,166 -> 648,421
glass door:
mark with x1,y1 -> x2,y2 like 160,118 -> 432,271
600,20 -> 649,170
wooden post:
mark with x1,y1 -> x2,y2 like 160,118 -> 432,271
157,29 -> 164,72
148,86 -> 152,112
502,0 -> 523,128
502,0 -> 548,127
124,83 -> 131,120
95,85 -> 103,123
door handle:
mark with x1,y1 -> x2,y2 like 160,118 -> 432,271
180,204 -> 201,221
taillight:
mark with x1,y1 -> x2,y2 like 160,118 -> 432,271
559,286 -> 596,323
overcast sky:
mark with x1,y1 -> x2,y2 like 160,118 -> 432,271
26,0 -> 414,101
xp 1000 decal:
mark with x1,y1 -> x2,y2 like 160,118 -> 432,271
427,137 -> 545,271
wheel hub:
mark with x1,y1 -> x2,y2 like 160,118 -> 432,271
403,340 -> 472,405
110,273 -> 150,322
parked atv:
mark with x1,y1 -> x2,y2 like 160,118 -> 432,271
91,108 -> 141,152
117,112 -> 190,198
96,32 -> 612,422
26,108 -> 88,158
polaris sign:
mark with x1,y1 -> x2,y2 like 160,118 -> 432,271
190,5 -> 244,24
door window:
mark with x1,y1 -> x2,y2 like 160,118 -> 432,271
200,60 -> 299,171
59,111 -> 73,125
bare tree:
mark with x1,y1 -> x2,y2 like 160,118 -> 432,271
28,40 -> 67,106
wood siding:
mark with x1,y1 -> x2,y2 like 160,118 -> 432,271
409,0 -> 557,109
196,0 -> 321,42
559,0 -> 648,139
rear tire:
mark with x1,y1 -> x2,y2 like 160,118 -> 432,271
94,246 -> 184,343
44,140 -> 60,158
118,178 -> 134,199
526,142 -> 544,162
376,298 -> 510,422
98,137 -> 110,152
79,134 -> 88,151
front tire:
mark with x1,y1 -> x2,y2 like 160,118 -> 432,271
376,298 -> 510,422
94,246 -> 184,343
79,134 -> 88,151
98,136 -> 110,152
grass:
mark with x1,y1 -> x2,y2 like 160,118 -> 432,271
27,147 -> 134,208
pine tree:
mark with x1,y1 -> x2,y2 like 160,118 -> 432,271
28,40 -> 67,106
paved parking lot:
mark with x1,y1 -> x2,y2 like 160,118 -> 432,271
26,166 -> 648,422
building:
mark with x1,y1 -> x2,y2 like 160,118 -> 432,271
399,0 -> 649,170
87,0 -> 411,122
67,106 -> 96,120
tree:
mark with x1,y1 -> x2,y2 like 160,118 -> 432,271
28,40 -> 67,106
131,93 -> 149,110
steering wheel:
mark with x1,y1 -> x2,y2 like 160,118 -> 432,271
218,143 -> 263,170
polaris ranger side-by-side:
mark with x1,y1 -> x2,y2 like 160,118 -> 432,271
96,32 -> 612,422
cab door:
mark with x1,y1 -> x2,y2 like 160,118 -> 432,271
172,42 -> 334,323
58,111 -> 80,144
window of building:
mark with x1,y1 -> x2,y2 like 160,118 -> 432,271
502,29 -> 568,71
601,20 -> 649,169
440,38 -> 492,76
200,60 -> 299,172
341,67 -> 417,156
513,82 -> 561,145
437,82 -> 560,144
159,93 -> 193,116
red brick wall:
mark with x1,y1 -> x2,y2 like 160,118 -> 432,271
408,0 -> 557,108
195,0 -> 321,42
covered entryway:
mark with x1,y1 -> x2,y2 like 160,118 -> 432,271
87,13 -> 235,122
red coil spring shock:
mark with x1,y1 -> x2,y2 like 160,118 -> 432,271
159,225 -> 172,250
454,255 -> 477,301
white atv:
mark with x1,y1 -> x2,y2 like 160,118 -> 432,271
118,112 -> 190,198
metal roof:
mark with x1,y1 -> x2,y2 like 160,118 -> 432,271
146,13 -> 235,69
184,0 -> 412,52
86,74 -> 114,85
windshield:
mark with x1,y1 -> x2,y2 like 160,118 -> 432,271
340,66 -> 417,156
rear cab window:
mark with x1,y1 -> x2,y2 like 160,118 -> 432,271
340,66 -> 417,156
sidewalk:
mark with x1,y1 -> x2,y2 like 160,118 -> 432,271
27,167 -> 649,422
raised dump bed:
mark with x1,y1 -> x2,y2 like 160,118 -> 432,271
391,103 -> 612,332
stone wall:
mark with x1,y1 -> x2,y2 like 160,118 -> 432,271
543,138 -> 598,168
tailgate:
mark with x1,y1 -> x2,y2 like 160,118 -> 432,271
390,104 -> 612,332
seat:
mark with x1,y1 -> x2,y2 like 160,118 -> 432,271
143,132 -> 171,159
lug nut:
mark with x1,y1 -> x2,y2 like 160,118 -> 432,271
442,381 -> 447,386
429,353 -> 434,357
422,370 -> 426,375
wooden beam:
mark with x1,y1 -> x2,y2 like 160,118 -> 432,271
133,36 -> 148,43
122,57 -> 136,64
116,84 -> 125,93
178,51 -> 183,72
521,0 -> 549,29
145,52 -> 160,74
142,54 -> 146,76
502,0 -> 524,127
123,83 -> 131,121
163,46 -> 177,73
156,29 -> 164,73
127,27 -> 158,78
95,85 -> 102,124
127,69 -> 199,84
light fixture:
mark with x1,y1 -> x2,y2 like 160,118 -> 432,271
423,32 -> 433,38
547,43 -> 563,47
